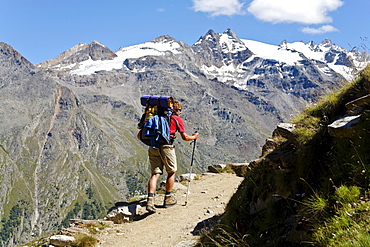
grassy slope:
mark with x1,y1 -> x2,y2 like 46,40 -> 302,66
200,65 -> 370,246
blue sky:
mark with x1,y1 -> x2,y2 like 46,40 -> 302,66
1,0 -> 368,64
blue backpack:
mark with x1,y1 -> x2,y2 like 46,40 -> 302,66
138,95 -> 174,149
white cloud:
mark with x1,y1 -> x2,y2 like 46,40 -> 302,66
191,0 -> 245,16
301,25 -> 339,34
247,0 -> 344,24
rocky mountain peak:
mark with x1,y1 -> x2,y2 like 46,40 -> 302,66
90,40 -> 105,47
195,28 -> 244,49
307,41 -> 316,48
192,29 -> 253,67
37,40 -> 117,69
87,40 -> 117,60
206,29 -> 218,36
194,29 -> 219,45
220,28 -> 246,53
0,42 -> 35,71
320,38 -> 334,47
278,40 -> 288,49
223,28 -> 238,39
306,41 -> 323,52
152,35 -> 178,43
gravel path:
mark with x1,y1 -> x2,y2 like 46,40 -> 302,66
98,172 -> 243,247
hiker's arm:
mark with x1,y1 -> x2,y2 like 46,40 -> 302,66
179,132 -> 198,141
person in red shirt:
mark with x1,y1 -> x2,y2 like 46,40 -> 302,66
146,100 -> 199,213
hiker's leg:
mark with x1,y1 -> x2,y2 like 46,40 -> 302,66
164,172 -> 177,207
162,145 -> 177,192
148,173 -> 161,194
165,172 -> 176,192
146,173 -> 160,213
147,147 -> 164,213
148,147 -> 164,194
160,145 -> 178,207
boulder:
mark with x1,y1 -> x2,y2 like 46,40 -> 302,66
179,173 -> 197,182
104,201 -> 142,223
50,235 -> 75,247
272,123 -> 297,144
328,114 -> 361,138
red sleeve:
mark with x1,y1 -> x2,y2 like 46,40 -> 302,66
170,116 -> 185,134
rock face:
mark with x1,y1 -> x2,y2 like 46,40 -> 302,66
0,29 -> 368,246
328,93 -> 370,138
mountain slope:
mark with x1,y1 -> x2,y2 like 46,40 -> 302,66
0,42 -> 132,246
202,65 -> 370,246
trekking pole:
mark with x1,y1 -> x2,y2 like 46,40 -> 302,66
184,131 -> 197,206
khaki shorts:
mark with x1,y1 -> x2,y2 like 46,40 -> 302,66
149,145 -> 177,174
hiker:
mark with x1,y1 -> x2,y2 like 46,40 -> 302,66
144,100 -> 199,213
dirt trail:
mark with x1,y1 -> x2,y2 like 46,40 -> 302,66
98,172 -> 243,247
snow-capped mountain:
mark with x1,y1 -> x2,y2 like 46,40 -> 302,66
196,29 -> 367,85
38,29 -> 369,121
35,28 -> 370,161
38,36 -> 183,75
40,28 -> 368,83
39,40 -> 117,69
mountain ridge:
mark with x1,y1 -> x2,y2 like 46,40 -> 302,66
37,29 -> 367,122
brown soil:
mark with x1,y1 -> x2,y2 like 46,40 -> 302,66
96,172 -> 243,247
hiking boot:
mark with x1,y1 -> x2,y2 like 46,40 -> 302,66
146,197 -> 156,213
164,194 -> 177,208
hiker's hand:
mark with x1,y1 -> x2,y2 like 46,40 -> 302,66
192,132 -> 199,140
137,129 -> 142,139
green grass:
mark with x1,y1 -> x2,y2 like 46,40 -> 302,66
309,185 -> 370,246
300,192 -> 329,222
72,234 -> 98,247
200,225 -> 250,247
